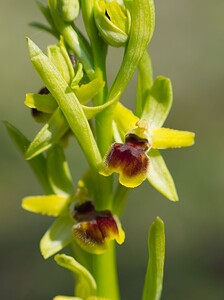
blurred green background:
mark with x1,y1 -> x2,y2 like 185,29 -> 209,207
1,0 -> 224,299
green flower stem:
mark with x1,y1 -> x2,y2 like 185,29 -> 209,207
93,242 -> 120,300
81,0 -> 111,156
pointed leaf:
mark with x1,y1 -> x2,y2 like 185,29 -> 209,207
141,76 -> 173,129
22,195 -> 69,216
40,216 -> 74,259
25,107 -> 69,160
150,128 -> 195,149
142,217 -> 165,300
147,149 -> 178,201
25,93 -> 57,113
27,38 -> 102,169
55,254 -> 97,299
4,121 -> 53,194
47,145 -> 74,196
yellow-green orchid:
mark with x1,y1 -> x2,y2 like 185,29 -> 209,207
100,76 -> 195,201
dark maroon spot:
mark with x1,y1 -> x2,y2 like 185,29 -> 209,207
38,87 -> 50,95
105,10 -> 111,20
125,133 -> 150,151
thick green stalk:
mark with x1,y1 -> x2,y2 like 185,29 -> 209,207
81,2 -> 118,299
93,242 -> 120,300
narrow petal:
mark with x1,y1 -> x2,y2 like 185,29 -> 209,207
149,128 -> 195,149
55,254 -> 97,299
22,195 -> 69,216
25,93 -> 57,113
147,149 -> 178,201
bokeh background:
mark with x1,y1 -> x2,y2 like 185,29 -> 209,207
1,0 -> 224,299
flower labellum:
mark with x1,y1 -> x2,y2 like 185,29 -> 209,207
100,120 -> 151,188
72,201 -> 125,254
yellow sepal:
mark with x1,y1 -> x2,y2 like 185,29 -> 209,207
149,128 -> 195,149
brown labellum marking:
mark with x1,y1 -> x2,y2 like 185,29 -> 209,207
106,143 -> 149,177
125,133 -> 150,151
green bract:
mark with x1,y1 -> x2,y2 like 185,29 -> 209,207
94,0 -> 131,47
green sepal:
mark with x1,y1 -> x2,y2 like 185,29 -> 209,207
141,76 -> 173,129
108,0 -> 155,102
149,128 -> 195,149
136,50 -> 153,116
22,194 -> 69,216
27,37 -> 102,169
25,93 -> 58,113
147,149 -> 178,201
55,254 -> 97,299
72,78 -> 105,104
60,0 -> 80,22
4,121 -> 53,194
142,217 -> 165,300
25,107 -> 69,160
113,103 -> 138,140
48,0 -> 94,78
47,145 -> 74,196
47,37 -> 75,84
40,216 -> 74,259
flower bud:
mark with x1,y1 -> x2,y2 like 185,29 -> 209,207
94,0 -> 131,47
72,201 -> 125,254
60,0 -> 80,22
47,37 -> 75,84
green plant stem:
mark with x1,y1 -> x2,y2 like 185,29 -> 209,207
113,184 -> 130,217
93,242 -> 120,300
